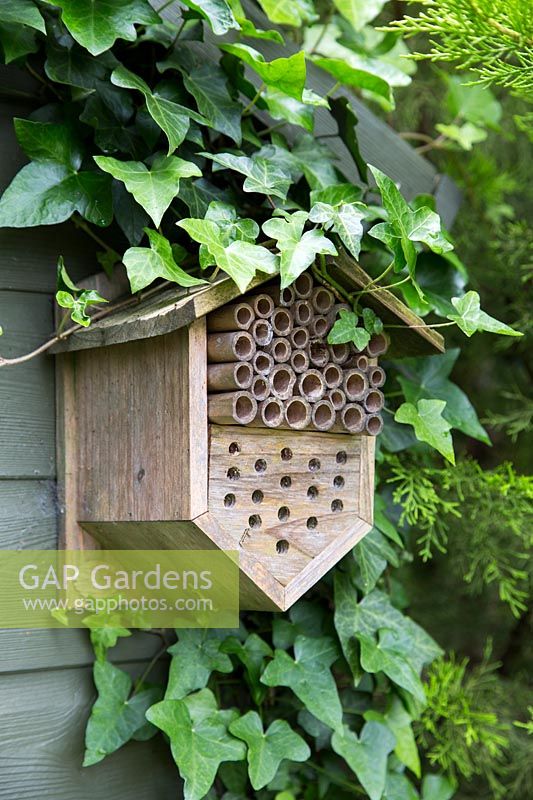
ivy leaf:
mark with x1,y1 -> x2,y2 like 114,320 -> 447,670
181,0 -> 240,35
396,349 -> 490,444
94,154 -> 201,226
83,660 -> 160,766
88,625 -> 132,662
327,308 -> 370,351
329,96 -> 368,182
146,689 -> 246,800
221,44 -> 306,100
112,182 -> 151,246
310,184 -> 363,206
384,772 -> 420,800
177,217 -> 278,291
292,134 -> 340,190
353,528 -> 399,594
368,165 -> 452,289
56,255 -> 108,327
362,307 -> 384,335
123,228 -> 207,293
332,721 -> 396,800
309,201 -> 366,259
111,65 -> 199,153
182,63 -> 242,144
262,211 -> 337,289
356,630 -> 426,703
221,633 -> 272,705
14,118 -> 82,169
203,151 -> 292,199
446,290 -> 523,337
435,122 -> 487,151
0,22 -> 39,63
264,89 -> 315,133
314,57 -> 393,107
0,0 -> 46,31
261,635 -> 343,731
421,774 -> 456,800
229,711 -> 310,790
166,630 -> 234,700
42,0 -> 160,56
332,0 -> 388,30
255,0 -> 317,27
333,572 -> 363,683
385,696 -> 421,778
395,399 -> 455,464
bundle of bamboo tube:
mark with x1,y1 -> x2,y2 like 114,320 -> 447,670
206,271 -> 388,435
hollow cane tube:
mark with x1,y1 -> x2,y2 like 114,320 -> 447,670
207,302 -> 254,332
207,331 -> 256,362
207,362 -> 253,392
208,391 -> 257,425
284,397 -> 312,430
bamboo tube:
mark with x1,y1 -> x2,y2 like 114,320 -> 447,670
291,349 -> 309,374
328,343 -> 350,365
294,300 -> 313,326
252,374 -> 270,402
368,365 -> 386,388
312,399 -> 336,431
366,333 -> 389,357
246,293 -> 275,319
208,391 -> 257,425
311,286 -> 335,314
284,397 -> 312,430
341,403 -> 365,433
309,341 -> 330,368
364,388 -> 384,413
355,354 -> 369,371
327,388 -> 346,411
271,307 -> 293,336
266,337 -> 291,363
323,362 -> 343,389
207,302 -> 254,332
290,326 -> 310,349
258,398 -> 284,428
207,362 -> 253,392
343,368 -> 368,401
326,302 -> 350,328
365,414 -> 383,436
266,286 -> 296,307
293,271 -> 314,299
309,315 -> 329,338
207,331 -> 256,362
253,351 -> 274,376
297,369 -> 326,402
270,364 -> 297,400
251,319 -> 273,347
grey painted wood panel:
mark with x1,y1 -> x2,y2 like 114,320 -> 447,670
0,291 -> 55,478
0,480 -> 56,549
0,663 -> 179,799
0,629 -> 171,674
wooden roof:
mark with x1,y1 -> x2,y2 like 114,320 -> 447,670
51,253 -> 444,357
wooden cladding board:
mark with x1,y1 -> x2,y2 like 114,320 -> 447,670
208,425 -> 373,588
74,319 -> 208,524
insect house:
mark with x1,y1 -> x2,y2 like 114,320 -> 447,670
54,254 -> 443,610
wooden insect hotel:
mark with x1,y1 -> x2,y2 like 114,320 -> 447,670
54,254 -> 443,610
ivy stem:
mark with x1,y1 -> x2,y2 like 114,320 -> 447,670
363,275 -> 412,293
242,83 -> 266,116
354,262 -> 395,300
26,63 -> 62,99
384,321 -> 456,329
325,80 -> 341,99
72,215 -> 117,254
131,643 -> 168,696
306,761 -> 365,796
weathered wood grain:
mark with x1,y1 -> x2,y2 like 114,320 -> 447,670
0,291 -> 55,478
0,662 -> 178,799
0,480 -> 56,550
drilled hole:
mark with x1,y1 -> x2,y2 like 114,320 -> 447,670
308,458 -> 321,472
252,490 -> 264,504
307,516 -> 318,529
281,447 -> 293,461
224,493 -> 235,508
227,467 -> 240,480
228,441 -> 240,455
278,506 -> 290,522
307,485 -> 319,500
331,499 -> 344,512
280,475 -> 292,489
255,459 -> 267,473
334,475 -> 345,489
249,514 -> 262,529
336,450 -> 347,464
276,539 -> 289,554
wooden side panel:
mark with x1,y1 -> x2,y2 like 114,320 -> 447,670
0,480 -> 56,549
75,320 -> 208,523
0,663 -> 178,800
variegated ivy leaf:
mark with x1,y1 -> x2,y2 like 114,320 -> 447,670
446,290 -> 523,337
327,308 -> 371,351
313,56 -> 393,107
253,0 -> 317,28
94,154 -> 201,227
55,256 -> 108,327
262,210 -> 337,289
220,43 -> 306,100
123,229 -> 207,293
199,201 -> 259,268
395,399 -> 455,464
181,0 -> 240,35
309,201 -> 366,259
202,151 -> 292,200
